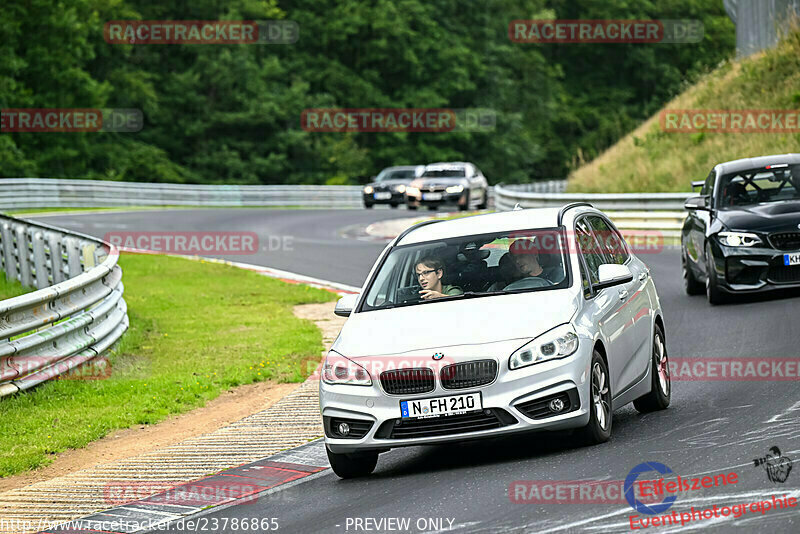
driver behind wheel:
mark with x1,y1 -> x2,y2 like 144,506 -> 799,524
415,256 -> 464,300
502,239 -> 554,290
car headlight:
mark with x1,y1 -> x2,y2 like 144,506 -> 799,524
322,351 -> 372,386
717,232 -> 762,247
509,324 -> 579,370
363,186 -> 374,194
405,186 -> 420,197
446,184 -> 464,194
393,185 -> 406,193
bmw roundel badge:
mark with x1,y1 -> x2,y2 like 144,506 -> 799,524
432,352 -> 444,360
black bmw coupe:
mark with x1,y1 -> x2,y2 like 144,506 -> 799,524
682,154 -> 800,304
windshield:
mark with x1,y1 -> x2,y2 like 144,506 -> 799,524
376,169 -> 416,181
421,169 -> 466,178
718,165 -> 800,207
361,228 -> 569,312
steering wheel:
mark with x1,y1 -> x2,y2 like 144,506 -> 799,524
502,276 -> 554,290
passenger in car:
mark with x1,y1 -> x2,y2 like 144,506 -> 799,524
500,239 -> 555,290
415,256 -> 464,299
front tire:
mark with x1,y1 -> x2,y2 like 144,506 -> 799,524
633,324 -> 671,413
477,190 -> 488,209
458,192 -> 470,211
682,250 -> 704,295
364,203 -> 374,209
705,243 -> 728,305
326,447 -> 378,479
578,351 -> 612,445
407,204 -> 418,210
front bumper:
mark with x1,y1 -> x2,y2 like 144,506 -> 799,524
320,343 -> 593,454
406,192 -> 468,208
363,191 -> 404,205
710,243 -> 800,293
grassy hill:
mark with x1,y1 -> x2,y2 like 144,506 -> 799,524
568,25 -> 800,193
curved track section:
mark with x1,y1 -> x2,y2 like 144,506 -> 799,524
34,208 -> 800,534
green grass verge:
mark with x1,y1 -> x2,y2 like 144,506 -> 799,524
0,273 -> 29,300
568,25 -> 800,193
0,254 -> 336,477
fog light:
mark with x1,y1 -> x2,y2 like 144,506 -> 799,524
549,398 -> 565,413
337,422 -> 350,436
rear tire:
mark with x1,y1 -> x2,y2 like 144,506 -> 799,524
577,351 -> 612,445
705,244 -> 728,305
682,250 -> 704,295
390,203 -> 399,209
633,324 -> 671,413
364,203 -> 374,209
427,205 -> 438,211
407,204 -> 418,210
326,447 -> 378,479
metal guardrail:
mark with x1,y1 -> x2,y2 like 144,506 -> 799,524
0,214 -> 128,397
494,183 -> 693,245
0,178 -> 571,210
0,178 -> 365,209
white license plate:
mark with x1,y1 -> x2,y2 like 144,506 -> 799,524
400,392 -> 481,419
785,253 -> 800,266
374,192 -> 392,200
422,192 -> 442,201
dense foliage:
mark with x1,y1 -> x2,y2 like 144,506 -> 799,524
0,0 -> 733,184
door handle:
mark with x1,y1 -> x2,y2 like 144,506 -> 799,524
638,272 -> 648,281
618,289 -> 629,300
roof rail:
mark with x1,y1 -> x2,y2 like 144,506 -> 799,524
394,219 -> 443,243
557,202 -> 593,226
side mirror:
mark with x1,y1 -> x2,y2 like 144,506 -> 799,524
334,293 -> 359,317
691,180 -> 705,190
684,196 -> 710,211
595,264 -> 634,290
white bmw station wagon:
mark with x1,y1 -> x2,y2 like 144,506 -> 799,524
320,203 -> 671,478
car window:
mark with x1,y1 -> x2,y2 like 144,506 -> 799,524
702,169 -> 716,197
575,218 -> 603,286
718,165 -> 800,207
422,169 -> 466,178
360,228 -> 569,312
587,216 -> 629,265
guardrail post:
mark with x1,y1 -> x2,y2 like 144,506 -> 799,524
32,231 -> 49,289
46,232 -> 65,285
65,237 -> 82,277
15,225 -> 32,287
1,222 -> 17,282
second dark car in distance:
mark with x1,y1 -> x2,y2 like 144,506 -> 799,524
405,161 -> 489,211
681,153 -> 800,304
362,166 -> 423,208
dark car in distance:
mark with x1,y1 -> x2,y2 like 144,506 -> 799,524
681,154 -> 800,304
362,166 -> 423,208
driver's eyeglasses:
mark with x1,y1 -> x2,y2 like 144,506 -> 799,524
416,269 -> 437,278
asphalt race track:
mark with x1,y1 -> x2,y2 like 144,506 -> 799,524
34,209 -> 800,533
